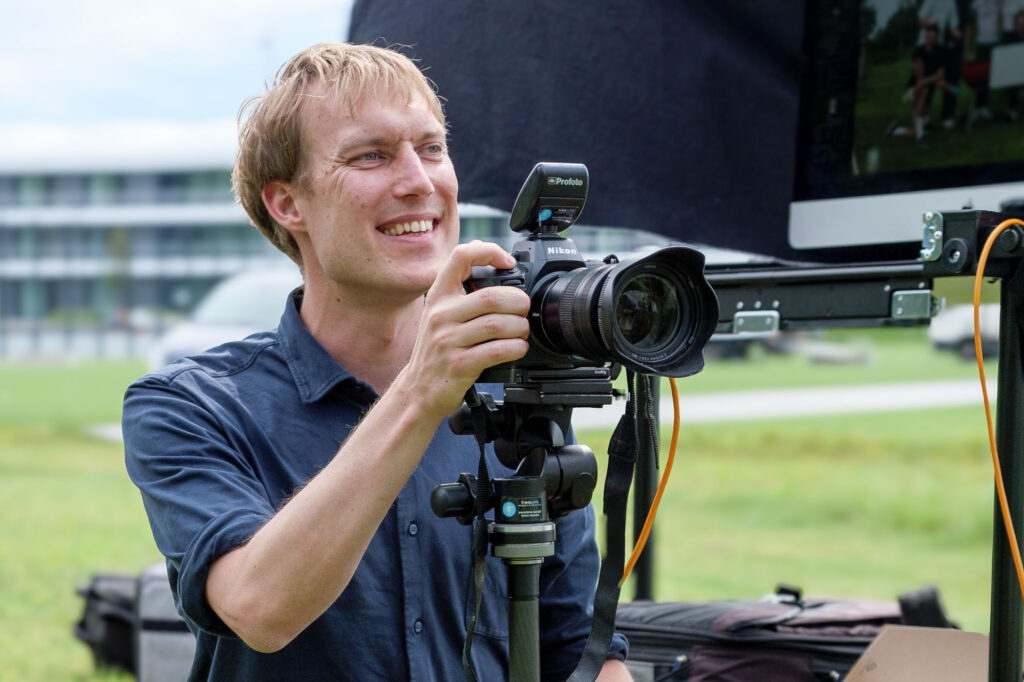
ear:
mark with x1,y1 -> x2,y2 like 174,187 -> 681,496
262,180 -> 304,234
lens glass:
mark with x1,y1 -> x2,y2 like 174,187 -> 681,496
614,273 -> 680,351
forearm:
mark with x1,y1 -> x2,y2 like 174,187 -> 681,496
598,658 -> 634,681
206,376 -> 442,652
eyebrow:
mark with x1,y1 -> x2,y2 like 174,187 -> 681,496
335,127 -> 447,156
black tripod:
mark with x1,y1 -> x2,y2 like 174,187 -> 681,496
431,368 -> 616,681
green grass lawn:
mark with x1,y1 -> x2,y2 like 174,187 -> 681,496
579,401 -> 996,635
594,327 -> 1003,635
0,360 -> 153,682
0,334 -> 1010,678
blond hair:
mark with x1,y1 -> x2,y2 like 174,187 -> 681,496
232,43 -> 446,266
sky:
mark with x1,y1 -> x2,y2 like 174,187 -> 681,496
0,0 -> 354,169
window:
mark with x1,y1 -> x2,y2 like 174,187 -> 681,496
88,175 -> 117,205
186,171 -> 233,203
0,230 -> 21,258
50,175 -> 89,206
37,229 -> 66,258
19,176 -> 46,206
117,173 -> 159,204
157,173 -> 188,203
129,228 -> 160,257
0,177 -> 17,207
0,281 -> 23,317
45,279 -> 94,311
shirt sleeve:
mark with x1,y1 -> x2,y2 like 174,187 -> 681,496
123,373 -> 274,637
537,503 -> 630,681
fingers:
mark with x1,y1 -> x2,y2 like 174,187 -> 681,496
427,240 -> 517,302
446,310 -> 531,349
422,289 -> 530,357
449,285 -> 530,324
449,337 -> 530,376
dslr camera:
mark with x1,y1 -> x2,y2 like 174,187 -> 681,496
465,162 -> 719,389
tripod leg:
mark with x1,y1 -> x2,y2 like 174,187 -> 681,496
507,561 -> 541,682
989,272 -> 1024,682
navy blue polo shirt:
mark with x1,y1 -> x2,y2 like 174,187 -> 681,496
124,289 -> 627,681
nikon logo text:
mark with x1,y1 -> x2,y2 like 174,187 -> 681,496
547,177 -> 584,186
547,246 -> 578,256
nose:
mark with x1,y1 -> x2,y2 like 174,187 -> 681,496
391,144 -> 435,198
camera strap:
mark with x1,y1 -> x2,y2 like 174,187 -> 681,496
462,387 -> 492,682
568,371 -> 642,682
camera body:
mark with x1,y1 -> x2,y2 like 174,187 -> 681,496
465,163 -> 718,382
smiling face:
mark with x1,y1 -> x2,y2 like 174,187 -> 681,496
285,87 -> 459,303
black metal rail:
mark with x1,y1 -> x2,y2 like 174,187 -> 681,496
628,210 -> 1024,682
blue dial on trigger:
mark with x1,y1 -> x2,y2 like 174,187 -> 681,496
502,501 -> 517,518
538,209 -> 553,222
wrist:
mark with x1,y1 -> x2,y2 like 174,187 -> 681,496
385,365 -> 457,427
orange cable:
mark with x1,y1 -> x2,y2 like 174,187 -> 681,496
621,377 -> 680,586
974,218 -> 1024,601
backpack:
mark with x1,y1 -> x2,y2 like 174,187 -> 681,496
74,562 -> 196,681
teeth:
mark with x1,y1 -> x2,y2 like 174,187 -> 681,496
383,219 -> 433,236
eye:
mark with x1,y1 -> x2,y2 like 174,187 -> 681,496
359,151 -> 380,161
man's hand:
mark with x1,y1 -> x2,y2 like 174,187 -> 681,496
396,240 -> 531,422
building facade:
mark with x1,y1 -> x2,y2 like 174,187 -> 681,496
0,162 -> 290,357
0,157 -> 670,359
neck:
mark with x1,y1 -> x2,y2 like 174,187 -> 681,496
299,279 -> 423,394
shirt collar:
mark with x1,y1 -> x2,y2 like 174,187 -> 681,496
278,287 -> 366,404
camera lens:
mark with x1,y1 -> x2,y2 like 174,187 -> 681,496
614,273 -> 680,351
531,246 -> 718,377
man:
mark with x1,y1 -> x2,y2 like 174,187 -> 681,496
123,42 -> 631,680
1003,0 -> 1024,43
917,0 -> 963,128
888,25 -> 947,148
973,0 -> 1003,120
1005,7 -> 1024,121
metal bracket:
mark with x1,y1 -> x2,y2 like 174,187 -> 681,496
732,310 -> 781,334
921,211 -> 944,262
890,290 -> 935,319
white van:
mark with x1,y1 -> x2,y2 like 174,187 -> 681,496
147,268 -> 302,370
927,303 -> 1000,359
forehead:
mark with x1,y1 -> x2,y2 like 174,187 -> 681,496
298,84 -> 444,145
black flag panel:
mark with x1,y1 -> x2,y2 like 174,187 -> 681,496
350,0 -> 805,259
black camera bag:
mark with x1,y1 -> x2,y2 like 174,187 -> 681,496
73,563 -> 195,680
73,572 -> 138,673
615,586 -> 953,681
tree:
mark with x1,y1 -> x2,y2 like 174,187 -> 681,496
869,0 -> 922,62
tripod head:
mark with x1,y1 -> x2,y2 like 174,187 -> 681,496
432,366 -> 619,522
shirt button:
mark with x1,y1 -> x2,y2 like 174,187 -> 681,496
407,522 -> 418,536
413,619 -> 424,634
